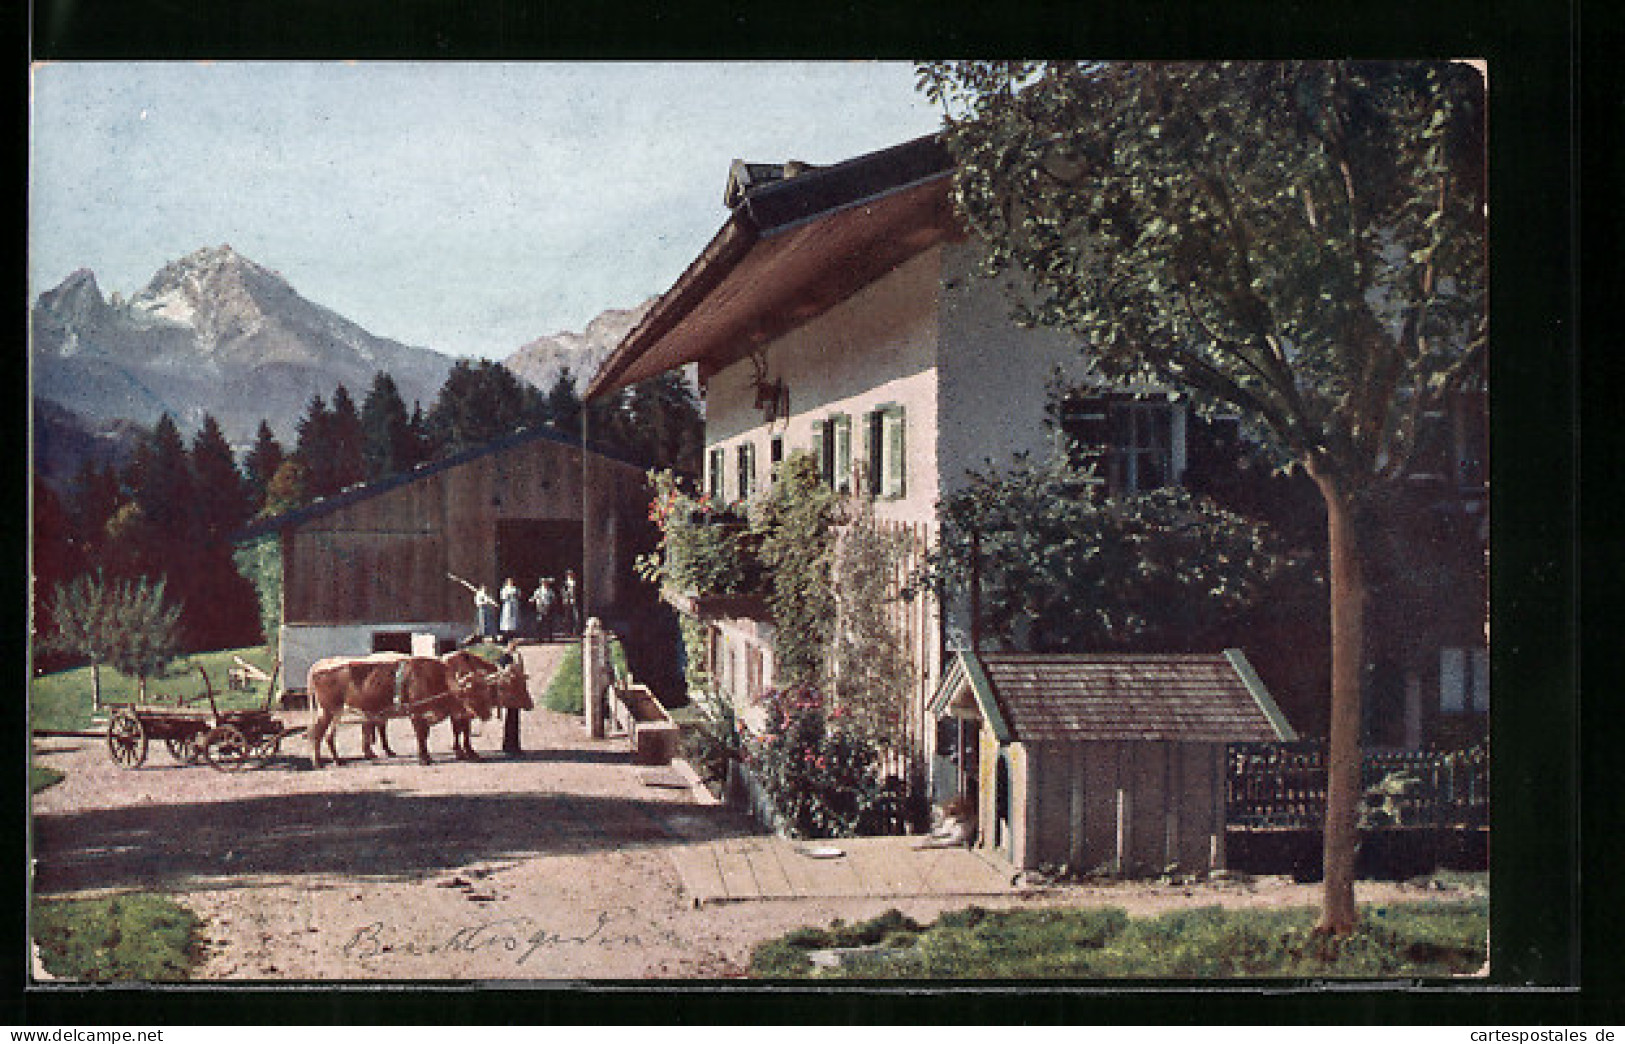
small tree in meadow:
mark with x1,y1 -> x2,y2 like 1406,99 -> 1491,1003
45,572 -> 184,707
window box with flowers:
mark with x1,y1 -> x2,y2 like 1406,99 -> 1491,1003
638,470 -> 771,619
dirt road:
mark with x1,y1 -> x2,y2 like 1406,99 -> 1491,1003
31,645 -> 1470,980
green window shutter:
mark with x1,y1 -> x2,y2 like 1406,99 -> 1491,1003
884,407 -> 907,498
736,443 -> 752,500
813,419 -> 831,486
865,411 -> 882,498
833,415 -> 852,493
707,448 -> 725,502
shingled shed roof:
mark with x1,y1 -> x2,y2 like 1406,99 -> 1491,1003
930,650 -> 1296,745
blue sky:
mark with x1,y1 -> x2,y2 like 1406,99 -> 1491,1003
30,62 -> 945,358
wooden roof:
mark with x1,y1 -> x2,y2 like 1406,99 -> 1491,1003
930,650 -> 1296,745
232,424 -> 642,541
585,135 -> 961,400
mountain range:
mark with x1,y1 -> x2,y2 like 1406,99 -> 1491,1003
503,298 -> 655,397
31,245 -> 457,447
31,245 -> 657,486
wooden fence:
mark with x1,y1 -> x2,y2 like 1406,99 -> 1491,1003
1226,743 -> 1489,830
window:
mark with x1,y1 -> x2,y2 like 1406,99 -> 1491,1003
816,415 -> 853,492
1059,393 -> 1176,495
707,447 -> 726,502
1440,646 -> 1489,713
769,434 -> 784,474
866,405 -> 907,499
736,442 -> 756,500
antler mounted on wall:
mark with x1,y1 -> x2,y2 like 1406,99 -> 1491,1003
748,351 -> 790,427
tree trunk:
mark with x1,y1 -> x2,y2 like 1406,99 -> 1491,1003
90,662 -> 102,712
1312,470 -> 1368,934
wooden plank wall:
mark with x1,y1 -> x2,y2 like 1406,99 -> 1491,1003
1025,741 -> 1225,875
283,437 -> 646,624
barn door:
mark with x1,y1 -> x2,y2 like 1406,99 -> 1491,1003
495,520 -> 583,593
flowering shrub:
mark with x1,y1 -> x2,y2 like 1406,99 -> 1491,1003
637,469 -> 764,598
744,686 -> 905,838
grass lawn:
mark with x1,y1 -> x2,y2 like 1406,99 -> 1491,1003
749,899 -> 1488,979
33,893 -> 204,981
30,645 -> 278,733
542,638 -> 629,715
30,764 -> 65,794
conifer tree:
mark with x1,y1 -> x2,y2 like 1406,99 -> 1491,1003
189,414 -> 252,544
360,371 -> 415,481
328,384 -> 367,492
242,421 -> 285,510
294,392 -> 333,497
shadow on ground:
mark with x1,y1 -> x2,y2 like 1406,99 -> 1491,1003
34,788 -> 761,896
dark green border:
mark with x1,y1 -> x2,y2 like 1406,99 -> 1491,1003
17,0 -> 1599,1025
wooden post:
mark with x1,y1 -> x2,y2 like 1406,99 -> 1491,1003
583,617 -> 606,738
1115,786 -> 1130,878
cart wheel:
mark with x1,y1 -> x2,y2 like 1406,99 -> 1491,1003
249,730 -> 281,764
203,725 -> 249,772
107,710 -> 148,769
166,734 -> 201,765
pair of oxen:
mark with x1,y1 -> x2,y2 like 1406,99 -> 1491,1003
305,649 -> 533,769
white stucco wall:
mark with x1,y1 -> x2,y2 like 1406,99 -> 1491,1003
280,621 -> 464,691
704,247 -> 943,526
935,243 -> 1101,503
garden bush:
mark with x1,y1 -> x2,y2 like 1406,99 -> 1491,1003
745,686 -> 901,838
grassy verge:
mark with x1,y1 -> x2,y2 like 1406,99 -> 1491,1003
542,638 -> 629,715
30,764 -> 65,794
33,893 -> 205,981
30,645 -> 277,733
749,900 -> 1488,979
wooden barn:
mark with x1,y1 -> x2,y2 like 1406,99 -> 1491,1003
929,650 -> 1296,876
237,427 -> 651,690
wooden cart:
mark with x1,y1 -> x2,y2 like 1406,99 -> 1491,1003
104,663 -> 299,772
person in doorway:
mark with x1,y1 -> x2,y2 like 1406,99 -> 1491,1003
498,641 -> 525,755
561,570 -> 580,636
499,577 -> 522,643
531,577 -> 556,642
473,585 -> 498,642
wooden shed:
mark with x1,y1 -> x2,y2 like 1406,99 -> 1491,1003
928,650 -> 1296,876
237,427 -> 650,690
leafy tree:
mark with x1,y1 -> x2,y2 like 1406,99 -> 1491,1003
44,572 -> 183,706
918,60 -> 1486,931
241,421 -> 285,510
360,371 -> 416,480
261,457 -> 311,518
930,454 -> 1312,653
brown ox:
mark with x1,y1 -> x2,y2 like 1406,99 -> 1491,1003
306,653 -> 492,768
439,649 -> 531,759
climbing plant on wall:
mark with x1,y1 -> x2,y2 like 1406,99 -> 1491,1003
750,452 -> 838,690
